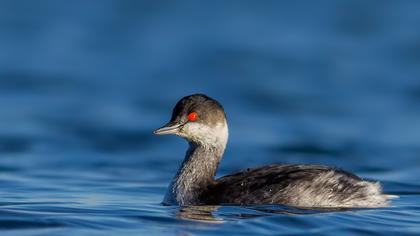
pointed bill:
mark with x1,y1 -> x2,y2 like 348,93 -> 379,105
154,122 -> 183,135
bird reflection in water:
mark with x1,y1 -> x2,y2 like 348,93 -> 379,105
176,205 -> 222,223
174,204 -> 346,222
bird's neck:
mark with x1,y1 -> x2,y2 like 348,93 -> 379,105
165,132 -> 228,206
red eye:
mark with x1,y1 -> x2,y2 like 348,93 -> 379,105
188,112 -> 199,122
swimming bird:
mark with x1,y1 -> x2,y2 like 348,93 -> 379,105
154,94 -> 395,208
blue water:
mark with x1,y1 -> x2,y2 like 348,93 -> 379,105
1,1 -> 420,235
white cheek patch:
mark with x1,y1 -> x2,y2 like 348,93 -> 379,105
183,122 -> 229,148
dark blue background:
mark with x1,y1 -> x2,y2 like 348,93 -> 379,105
0,1 -> 420,235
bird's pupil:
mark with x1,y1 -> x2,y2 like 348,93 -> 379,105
188,112 -> 198,122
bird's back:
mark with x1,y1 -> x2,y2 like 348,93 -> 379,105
201,164 -> 393,208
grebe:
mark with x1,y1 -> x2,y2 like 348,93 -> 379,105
154,94 -> 395,208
